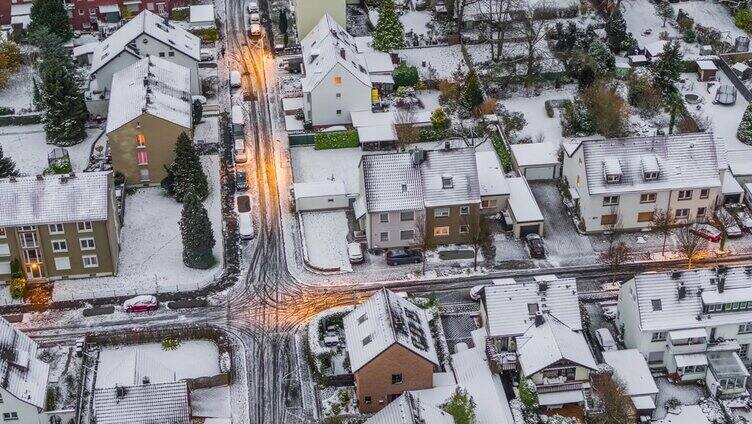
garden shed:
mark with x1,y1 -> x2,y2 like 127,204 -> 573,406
510,142 -> 560,180
696,60 -> 717,82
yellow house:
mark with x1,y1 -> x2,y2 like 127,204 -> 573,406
106,56 -> 192,187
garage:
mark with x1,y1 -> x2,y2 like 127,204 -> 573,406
511,143 -> 560,181
519,224 -> 541,238
506,177 -> 545,239
523,166 -> 558,180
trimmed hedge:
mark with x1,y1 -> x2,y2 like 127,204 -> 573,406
492,133 -> 512,172
0,107 -> 14,116
0,113 -> 42,126
314,129 -> 359,149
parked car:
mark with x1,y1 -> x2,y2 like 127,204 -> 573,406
250,23 -> 262,37
386,249 -> 422,265
690,223 -> 721,242
199,52 -> 214,62
595,328 -> 617,351
236,194 -> 255,240
247,0 -> 258,12
736,208 -> 752,231
234,139 -> 247,164
250,12 -> 260,23
347,242 -> 364,264
718,208 -> 743,238
236,170 -> 248,191
525,234 -> 545,259
230,70 -> 241,88
124,295 -> 159,313
192,95 -> 207,104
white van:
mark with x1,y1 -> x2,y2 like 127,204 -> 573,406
230,70 -> 241,88
232,105 -> 244,127
595,328 -> 617,351
234,139 -> 247,164
238,213 -> 255,240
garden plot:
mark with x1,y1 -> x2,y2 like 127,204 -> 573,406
0,125 -> 103,175
500,85 -> 577,144
622,0 -> 681,49
672,1 -> 746,44
0,65 -> 35,113
401,11 -> 433,37
39,345 -> 83,411
395,45 -> 468,80
51,155 -> 223,301
191,386 -> 231,419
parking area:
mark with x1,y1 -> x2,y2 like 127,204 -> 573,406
300,211 -> 352,272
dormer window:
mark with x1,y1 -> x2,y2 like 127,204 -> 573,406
641,155 -> 661,181
603,158 -> 622,184
644,171 -> 659,181
442,176 -> 453,189
606,174 -> 621,183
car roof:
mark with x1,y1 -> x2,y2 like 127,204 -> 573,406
596,328 -> 614,339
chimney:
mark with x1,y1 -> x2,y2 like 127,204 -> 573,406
678,283 -> 686,300
35,175 -> 43,181
340,48 -> 346,60
671,270 -> 682,279
401,183 -> 407,192
142,376 -> 150,384
718,276 -> 726,293
444,141 -> 451,150
534,311 -> 544,327
538,281 -> 548,294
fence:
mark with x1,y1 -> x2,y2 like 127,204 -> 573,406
54,278 -> 220,303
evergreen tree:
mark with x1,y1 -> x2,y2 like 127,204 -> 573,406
179,190 -> 216,269
171,132 -> 209,202
40,59 -> 88,146
460,70 -> 483,113
588,40 -> 615,75
29,0 -> 73,41
160,165 -> 176,196
278,9 -> 288,36
0,146 -> 19,178
651,41 -> 682,94
372,0 -> 405,52
192,100 -> 203,128
431,107 -> 451,131
32,77 -> 41,110
605,10 -> 631,52
738,103 -> 752,145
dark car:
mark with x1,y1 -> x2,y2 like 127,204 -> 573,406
525,233 -> 545,259
236,170 -> 248,191
386,249 -> 422,266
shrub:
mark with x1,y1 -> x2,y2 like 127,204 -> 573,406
581,81 -> 629,138
169,7 -> 189,21
441,387 -> 476,424
161,338 -> 181,350
46,157 -> 72,175
0,107 -> 14,116
191,28 -> 218,43
545,100 -> 554,118
393,65 -> 419,88
314,129 -> 359,149
627,74 -> 662,115
431,107 -> 451,131
736,9 -> 752,33
419,128 -> 446,142
491,134 -> 512,172
561,99 -> 595,136
9,259 -> 25,300
677,9 -> 694,32
684,28 -> 696,43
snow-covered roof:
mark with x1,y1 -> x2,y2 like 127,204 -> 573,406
674,353 -> 708,368
0,172 -> 110,227
516,314 -> 597,376
655,405 -> 710,424
344,289 -> 438,373
351,110 -> 396,128
96,349 -> 177,388
697,60 -> 717,71
580,133 -> 725,195
707,350 -> 749,378
360,152 -> 424,213
0,317 -> 49,409
357,124 -> 398,144
301,14 -> 371,92
73,42 -> 98,57
602,349 -> 659,397
626,266 -> 752,332
729,149 -> 752,176
365,391 -> 454,424
475,150 -> 509,197
293,180 -> 346,199
645,40 -> 668,57
106,56 -> 192,134
363,51 -> 394,74
506,177 -> 544,223
93,381 -> 190,424
722,171 -> 744,195
420,148 -> 480,208
91,10 -> 200,73
510,142 -> 559,167
189,4 -> 215,23
482,278 -> 581,338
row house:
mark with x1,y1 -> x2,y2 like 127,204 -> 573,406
617,266 -> 752,398
0,172 -> 119,283
562,133 -> 727,233
67,0 -> 185,33
0,0 -> 32,30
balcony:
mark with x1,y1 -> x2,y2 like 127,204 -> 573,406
668,329 -> 708,355
537,381 -> 586,394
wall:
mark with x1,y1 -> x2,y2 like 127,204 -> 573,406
0,386 -> 42,424
295,0 -> 346,39
367,209 -> 424,250
92,51 -> 140,94
529,365 -> 591,385
41,220 -> 117,280
296,194 -> 349,211
480,194 -> 508,215
305,64 -> 372,127
425,203 -> 480,246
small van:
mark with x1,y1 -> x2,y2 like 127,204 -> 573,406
247,1 -> 259,13
230,70 -> 241,88
238,213 -> 255,240
250,23 -> 262,37
234,139 -> 247,164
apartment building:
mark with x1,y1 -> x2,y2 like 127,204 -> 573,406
0,172 -> 119,283
68,0 -> 185,32
562,133 -> 727,233
617,266 -> 752,398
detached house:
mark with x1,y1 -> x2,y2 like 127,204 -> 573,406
617,266 -> 752,398
562,133 -> 727,233
0,172 -> 120,283
343,289 -> 438,413
106,56 -> 192,187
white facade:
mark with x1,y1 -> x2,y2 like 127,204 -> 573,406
0,387 -> 42,424
304,64 -> 372,126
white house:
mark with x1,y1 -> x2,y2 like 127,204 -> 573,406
89,10 -> 201,99
617,266 -> 752,398
562,133 -> 727,233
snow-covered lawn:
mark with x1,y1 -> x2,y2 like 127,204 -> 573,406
96,340 -> 221,388
191,386 -> 231,419
673,1 -> 746,43
194,116 -> 219,144
0,65 -> 35,113
417,89 -> 441,113
401,11 -> 432,37
300,211 -> 352,272
51,155 -> 223,301
622,0 -> 680,49
0,125 -> 103,175
501,85 -> 577,144
395,45 -> 467,80
291,146 -> 362,195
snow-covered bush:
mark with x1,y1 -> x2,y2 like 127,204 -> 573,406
561,99 -> 595,136
738,103 -> 752,145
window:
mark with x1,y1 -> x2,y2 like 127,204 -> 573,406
481,199 -> 498,209
159,52 -> 165,57
697,207 -> 707,219
380,232 -> 389,242
89,7 -> 96,14
391,374 -> 403,384
637,211 -> 654,222
80,238 -> 96,251
54,257 -> 71,271
644,171 -> 659,181
675,208 -> 690,219
700,189 -> 710,199
442,176 -> 453,189
734,302 -> 741,310
358,313 -> 368,324
606,174 -> 621,183
527,303 -> 539,314
336,109 -> 342,115
400,230 -> 414,240
678,190 -> 693,200
651,331 -> 666,342
362,335 -> 372,346
434,208 -> 450,218
460,225 -> 469,234
364,396 -> 372,404
20,232 -> 38,249
434,226 -> 449,236
77,221 -> 93,232
651,299 -> 662,311
400,211 -> 414,221
2,412 -> 18,421
139,168 -> 150,182
82,255 -> 98,268
647,351 -> 664,364
168,51 -> 175,57
137,149 -> 148,165
740,323 -> 752,334
379,213 -> 389,223
78,8 -> 84,15
335,93 -> 341,98
48,224 -> 64,235
18,226 -> 36,232
136,134 -> 146,147
740,344 -> 749,359
600,214 -> 617,226
51,240 -> 68,253
460,206 -> 469,215
640,193 -> 657,203
603,196 -> 619,206
334,76 -> 342,85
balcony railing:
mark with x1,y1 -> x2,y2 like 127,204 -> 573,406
668,339 -> 707,355
536,381 -> 585,394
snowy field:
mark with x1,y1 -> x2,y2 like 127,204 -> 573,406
300,211 -> 352,272
501,85 -> 577,144
0,125 -> 103,175
291,146 -> 362,195
0,65 -> 35,113
51,155 -> 223,301
401,11 -> 432,37
622,0 -> 680,49
192,386 -> 231,419
395,45 -> 467,80
96,340 -> 220,388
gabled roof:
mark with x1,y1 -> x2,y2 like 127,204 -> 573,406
0,172 -> 110,227
626,266 -> 752,332
344,289 -> 438,373
0,317 -> 49,410
106,56 -> 192,133
580,133 -> 726,195
475,150 -> 509,197
96,350 -> 177,389
91,10 -> 200,73
93,381 -> 190,424
361,152 -> 424,213
516,314 -> 597,376
300,14 -> 371,92
420,148 -> 481,208
603,349 -> 659,397
366,391 -> 454,424
483,278 -> 581,337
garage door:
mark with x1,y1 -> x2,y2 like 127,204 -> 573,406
519,224 -> 540,237
523,166 -> 555,181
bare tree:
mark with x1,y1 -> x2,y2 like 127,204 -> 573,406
676,223 -> 708,269
414,219 -> 436,275
464,215 -> 491,270
479,0 -> 520,62
600,241 -> 631,282
518,1 -> 551,86
710,208 -> 736,252
456,0 -> 483,31
394,109 -> 420,150
590,372 -> 634,424
602,206 -> 622,252
651,209 -> 676,256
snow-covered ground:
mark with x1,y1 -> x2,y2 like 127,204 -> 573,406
673,1 -> 746,44
622,0 -> 680,50
194,116 -> 220,144
191,386 -> 231,419
291,146 -> 362,195
394,45 -> 467,80
401,11 -> 432,37
40,345 -> 83,410
96,340 -> 221,388
501,85 -> 577,144
0,125 -> 103,175
300,211 -> 352,272
0,65 -> 35,113
652,377 -> 706,420
51,155 -> 223,301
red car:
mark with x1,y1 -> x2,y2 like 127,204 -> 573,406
123,295 -> 159,313
690,223 -> 722,243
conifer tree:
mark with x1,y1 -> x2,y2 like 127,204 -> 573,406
40,60 -> 88,146
29,0 -> 73,41
460,70 -> 483,113
171,132 -> 209,202
0,147 -> 19,178
605,10 -> 630,52
738,103 -> 752,145
651,41 -> 682,94
372,0 -> 405,52
180,191 -> 216,269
